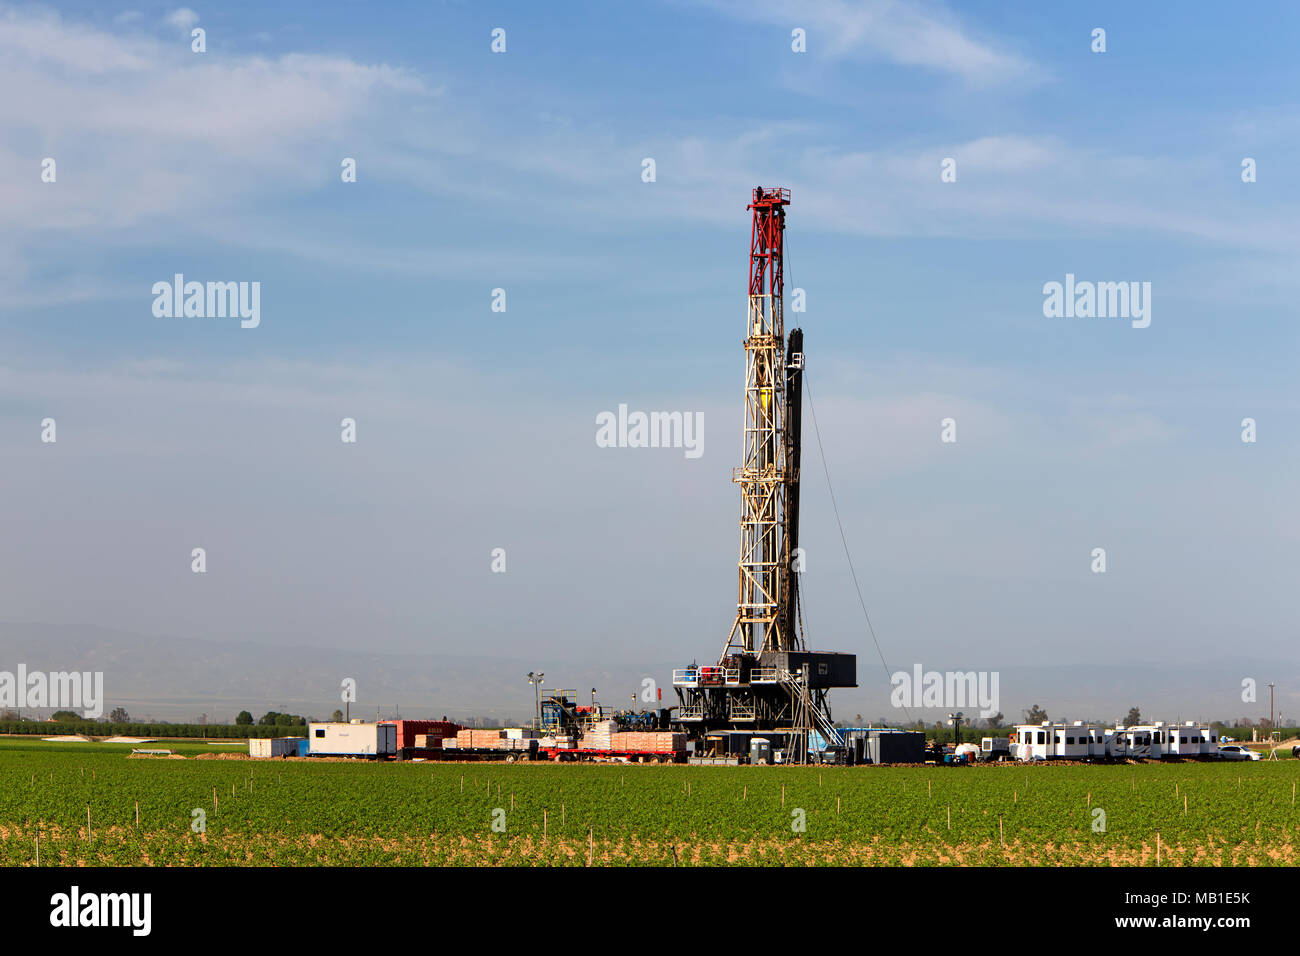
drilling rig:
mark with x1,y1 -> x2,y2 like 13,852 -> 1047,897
672,187 -> 856,762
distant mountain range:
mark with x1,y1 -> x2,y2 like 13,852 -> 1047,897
0,622 -> 656,724
0,621 -> 1295,727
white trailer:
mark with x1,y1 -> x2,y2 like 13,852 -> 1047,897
1052,721 -> 1095,759
1103,729 -> 1128,759
1117,723 -> 1168,759
1084,726 -> 1107,757
1167,722 -> 1218,758
307,721 -> 396,758
249,736 -> 303,758
1202,726 -> 1221,758
1013,722 -> 1102,760
1011,723 -> 1053,760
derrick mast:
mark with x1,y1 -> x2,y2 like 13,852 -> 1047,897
723,186 -> 799,660
672,188 -> 855,760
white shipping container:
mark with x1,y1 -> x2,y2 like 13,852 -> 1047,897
307,722 -> 396,757
249,737 -> 302,758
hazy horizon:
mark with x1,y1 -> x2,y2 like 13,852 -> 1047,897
2,3 -> 1296,732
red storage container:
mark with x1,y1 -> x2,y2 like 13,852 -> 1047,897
380,719 -> 465,750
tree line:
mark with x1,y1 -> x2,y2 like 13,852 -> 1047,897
0,708 -> 314,739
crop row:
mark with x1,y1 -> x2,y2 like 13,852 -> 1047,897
0,741 -> 1295,865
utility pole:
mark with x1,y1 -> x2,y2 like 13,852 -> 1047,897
1268,682 -> 1275,731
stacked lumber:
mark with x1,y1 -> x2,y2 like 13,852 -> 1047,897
609,731 -> 687,753
454,729 -> 510,749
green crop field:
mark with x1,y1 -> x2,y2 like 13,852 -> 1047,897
0,737 -> 1296,866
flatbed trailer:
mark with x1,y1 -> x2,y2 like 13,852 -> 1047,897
412,747 -> 535,762
541,748 -> 685,763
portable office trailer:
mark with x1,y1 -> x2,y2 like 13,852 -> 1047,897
307,722 -> 396,757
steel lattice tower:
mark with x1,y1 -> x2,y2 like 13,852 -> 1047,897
719,186 -> 802,662
671,187 -> 854,755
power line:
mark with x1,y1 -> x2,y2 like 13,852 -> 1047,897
803,371 -> 910,723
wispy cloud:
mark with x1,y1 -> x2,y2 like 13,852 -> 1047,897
162,7 -> 199,34
1,3 -> 1291,309
0,6 -> 436,232
697,0 -> 1039,85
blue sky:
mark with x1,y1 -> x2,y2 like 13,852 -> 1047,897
1,1 -> 1297,721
